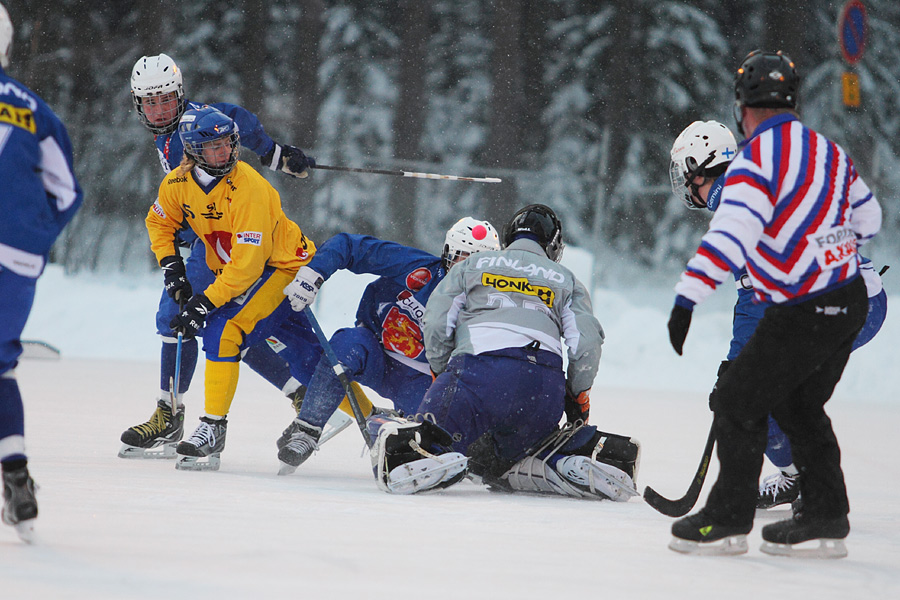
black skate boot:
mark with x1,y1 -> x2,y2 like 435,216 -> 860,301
2,464 -> 38,543
277,420 -> 321,475
669,509 -> 752,555
175,416 -> 227,471
119,399 -> 185,459
757,471 -> 800,510
760,513 -> 849,558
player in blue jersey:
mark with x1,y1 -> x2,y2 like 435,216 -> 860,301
274,218 -> 501,473
119,54 -> 322,459
0,2 -> 84,542
667,51 -> 882,558
670,119 -> 887,514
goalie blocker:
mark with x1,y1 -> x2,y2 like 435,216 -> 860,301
369,415 -> 640,500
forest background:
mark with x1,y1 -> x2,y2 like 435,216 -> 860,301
4,0 -> 898,283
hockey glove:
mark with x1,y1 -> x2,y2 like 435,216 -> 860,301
160,255 -> 192,302
283,266 -> 324,312
169,293 -> 215,339
564,387 -> 591,424
667,301 -> 693,356
265,143 -> 316,179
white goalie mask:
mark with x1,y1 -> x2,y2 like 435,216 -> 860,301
0,3 -> 13,69
130,54 -> 186,135
669,120 -> 737,209
442,217 -> 500,269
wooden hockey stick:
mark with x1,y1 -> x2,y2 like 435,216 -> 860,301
643,422 -> 715,517
311,164 -> 501,183
303,307 -> 374,448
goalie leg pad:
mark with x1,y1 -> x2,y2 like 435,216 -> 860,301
383,454 -> 468,494
371,418 -> 465,494
502,455 -> 588,498
554,455 -> 639,501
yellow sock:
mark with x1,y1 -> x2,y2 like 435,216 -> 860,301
204,360 -> 240,417
338,381 -> 374,418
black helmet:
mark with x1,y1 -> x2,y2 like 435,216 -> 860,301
502,204 -> 564,262
734,50 -> 799,109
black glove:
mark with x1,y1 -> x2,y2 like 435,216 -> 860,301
169,294 -> 215,339
564,387 -> 591,424
160,255 -> 192,302
265,143 -> 316,178
667,304 -> 693,355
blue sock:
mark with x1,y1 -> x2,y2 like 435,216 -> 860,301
160,338 -> 198,397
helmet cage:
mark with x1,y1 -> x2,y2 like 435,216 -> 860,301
178,108 -> 241,177
441,217 -> 500,270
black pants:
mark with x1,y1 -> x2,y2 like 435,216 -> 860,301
705,276 -> 867,526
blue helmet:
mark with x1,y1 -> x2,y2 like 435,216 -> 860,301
178,106 -> 240,176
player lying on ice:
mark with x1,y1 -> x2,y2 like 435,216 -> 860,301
366,204 -> 641,500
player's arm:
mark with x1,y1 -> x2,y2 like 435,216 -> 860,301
423,264 -> 466,376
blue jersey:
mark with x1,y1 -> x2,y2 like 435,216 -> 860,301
0,67 -> 83,277
306,234 -> 446,372
152,99 -> 276,173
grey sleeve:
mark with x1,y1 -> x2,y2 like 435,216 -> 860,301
423,265 -> 467,375
561,277 -> 604,393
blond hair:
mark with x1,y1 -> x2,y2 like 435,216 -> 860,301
175,152 -> 197,177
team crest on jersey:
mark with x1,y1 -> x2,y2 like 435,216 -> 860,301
406,267 -> 432,291
202,203 -> 224,220
381,306 -> 424,359
205,231 -> 233,263
236,231 -> 262,246
151,199 -> 166,219
482,272 -> 555,308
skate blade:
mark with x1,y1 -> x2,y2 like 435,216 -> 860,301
387,454 -> 468,494
319,412 -> 353,444
14,519 -> 36,544
277,461 -> 298,476
755,506 -> 793,519
175,453 -> 221,471
760,538 -> 847,559
118,443 -> 178,459
668,535 -> 749,556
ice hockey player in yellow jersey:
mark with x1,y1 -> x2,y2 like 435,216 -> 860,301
145,105 -> 317,471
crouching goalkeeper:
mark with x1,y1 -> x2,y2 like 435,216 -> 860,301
369,204 -> 640,499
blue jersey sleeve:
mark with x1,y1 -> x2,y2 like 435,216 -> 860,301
307,234 -> 440,284
210,101 -> 275,158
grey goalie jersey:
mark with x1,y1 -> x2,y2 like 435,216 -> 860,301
423,238 -> 604,393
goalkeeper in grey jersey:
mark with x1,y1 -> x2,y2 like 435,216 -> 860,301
369,205 -> 640,498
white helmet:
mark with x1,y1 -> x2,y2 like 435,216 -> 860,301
130,54 -> 185,134
0,3 -> 13,69
442,217 -> 500,269
669,120 -> 737,209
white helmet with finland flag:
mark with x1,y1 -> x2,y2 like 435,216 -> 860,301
669,120 -> 737,209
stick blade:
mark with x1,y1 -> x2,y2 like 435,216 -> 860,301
643,485 -> 694,517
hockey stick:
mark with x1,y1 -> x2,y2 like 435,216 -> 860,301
643,422 -> 715,517
303,307 -> 374,448
169,296 -> 186,414
312,164 -> 501,184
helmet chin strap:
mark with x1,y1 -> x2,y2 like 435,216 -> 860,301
684,152 -> 716,209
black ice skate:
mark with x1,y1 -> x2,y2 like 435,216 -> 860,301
757,471 -> 800,511
118,399 -> 185,459
175,416 -> 227,471
669,509 -> 752,556
276,409 -> 352,454
277,420 -> 321,475
760,513 -> 849,558
2,466 -> 38,543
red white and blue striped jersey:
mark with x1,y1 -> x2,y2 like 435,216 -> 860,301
676,114 -> 881,306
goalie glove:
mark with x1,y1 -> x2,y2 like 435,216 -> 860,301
283,266 -> 324,312
160,255 -> 192,302
264,143 -> 316,179
564,387 -> 591,424
169,293 -> 215,339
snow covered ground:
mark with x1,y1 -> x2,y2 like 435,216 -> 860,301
3,257 -> 899,599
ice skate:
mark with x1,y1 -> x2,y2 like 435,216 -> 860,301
2,467 -> 38,544
760,514 -> 849,558
277,420 -> 321,475
175,416 -> 227,471
371,419 -> 467,494
276,410 -> 352,453
757,471 -> 800,511
555,455 -> 639,501
668,509 -> 751,556
118,399 -> 185,459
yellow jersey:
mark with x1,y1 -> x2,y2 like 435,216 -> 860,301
146,161 -> 315,307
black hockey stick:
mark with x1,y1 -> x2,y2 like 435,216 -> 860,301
311,164 -> 501,183
303,307 -> 373,448
643,423 -> 715,517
